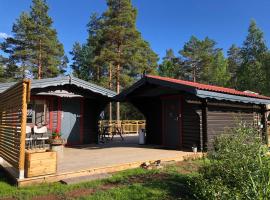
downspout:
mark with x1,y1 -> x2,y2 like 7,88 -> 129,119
201,99 -> 208,152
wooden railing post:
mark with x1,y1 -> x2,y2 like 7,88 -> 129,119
18,82 -> 27,179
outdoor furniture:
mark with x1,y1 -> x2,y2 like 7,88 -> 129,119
99,125 -> 111,142
111,123 -> 124,141
99,122 -> 125,142
34,126 -> 49,148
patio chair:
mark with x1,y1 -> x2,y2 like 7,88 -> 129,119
25,126 -> 33,149
34,126 -> 49,148
111,122 -> 124,141
99,125 -> 111,143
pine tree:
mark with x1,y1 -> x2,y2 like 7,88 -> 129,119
0,56 -> 6,82
179,36 -> 219,83
227,44 -> 242,88
1,12 -> 33,78
209,50 -> 230,87
158,49 -> 185,79
237,20 -> 267,93
1,0 -> 67,79
95,0 -> 158,120
86,13 -> 107,85
70,42 -> 92,81
0,55 -> 19,82
70,0 -> 158,120
159,49 -> 177,78
262,52 -> 270,95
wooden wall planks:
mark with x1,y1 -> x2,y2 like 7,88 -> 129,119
0,80 -> 31,178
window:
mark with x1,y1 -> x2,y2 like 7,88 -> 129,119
27,102 -> 34,124
27,100 -> 48,126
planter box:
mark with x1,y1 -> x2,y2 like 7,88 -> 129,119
25,150 -> 57,178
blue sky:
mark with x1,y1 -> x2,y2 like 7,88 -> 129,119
1,0 -> 270,73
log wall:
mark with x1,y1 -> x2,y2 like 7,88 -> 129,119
207,104 -> 262,150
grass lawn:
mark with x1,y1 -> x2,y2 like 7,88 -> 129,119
0,159 -> 202,200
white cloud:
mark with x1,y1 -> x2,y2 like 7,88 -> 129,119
0,32 -> 11,39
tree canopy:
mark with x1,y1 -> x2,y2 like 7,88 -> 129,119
71,0 -> 158,89
157,20 -> 270,96
237,20 -> 268,94
0,0 -> 67,79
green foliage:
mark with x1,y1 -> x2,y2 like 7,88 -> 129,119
0,55 -> 19,82
237,20 -> 268,94
158,49 -> 186,79
70,0 -> 158,120
1,0 -> 67,79
227,44 -> 242,88
192,123 -> 270,200
70,42 -> 92,81
158,20 -> 270,95
179,36 -> 220,83
208,50 -> 230,86
0,160 -> 201,199
70,0 -> 158,89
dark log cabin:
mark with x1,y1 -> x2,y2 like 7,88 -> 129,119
0,76 -> 115,145
116,75 -> 270,151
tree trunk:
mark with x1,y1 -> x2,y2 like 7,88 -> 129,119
109,63 -> 112,122
116,63 -> 120,123
38,39 -> 42,80
97,66 -> 100,81
193,66 -> 196,82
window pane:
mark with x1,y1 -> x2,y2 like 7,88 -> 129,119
35,103 -> 45,126
27,103 -> 33,124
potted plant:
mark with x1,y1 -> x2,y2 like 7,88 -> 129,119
52,129 -> 61,140
49,129 -> 65,149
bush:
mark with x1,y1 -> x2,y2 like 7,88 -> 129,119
190,123 -> 270,200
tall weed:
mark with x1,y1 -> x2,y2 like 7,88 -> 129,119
191,123 -> 270,200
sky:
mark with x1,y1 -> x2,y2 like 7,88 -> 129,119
1,0 -> 270,73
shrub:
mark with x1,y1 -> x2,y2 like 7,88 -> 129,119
190,123 -> 270,200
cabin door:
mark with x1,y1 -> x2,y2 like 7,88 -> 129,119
61,98 -> 81,145
162,96 -> 182,148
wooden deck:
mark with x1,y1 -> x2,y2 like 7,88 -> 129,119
2,135 -> 201,186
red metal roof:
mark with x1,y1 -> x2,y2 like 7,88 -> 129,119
146,75 -> 270,100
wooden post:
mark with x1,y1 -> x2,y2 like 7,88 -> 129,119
109,63 -> 112,134
116,64 -> 120,124
261,105 -> 268,146
18,81 -> 28,179
202,99 -> 208,152
38,40 -> 42,79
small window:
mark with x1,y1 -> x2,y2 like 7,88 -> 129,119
27,100 -> 48,126
27,102 -> 34,124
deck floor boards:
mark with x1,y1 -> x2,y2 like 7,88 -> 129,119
58,135 -> 192,173
2,135 -> 200,186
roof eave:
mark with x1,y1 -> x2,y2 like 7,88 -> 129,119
196,89 -> 270,105
114,77 -> 147,101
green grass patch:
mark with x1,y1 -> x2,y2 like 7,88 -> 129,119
0,159 -> 201,200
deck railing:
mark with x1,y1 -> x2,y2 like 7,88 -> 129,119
99,120 -> 146,134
